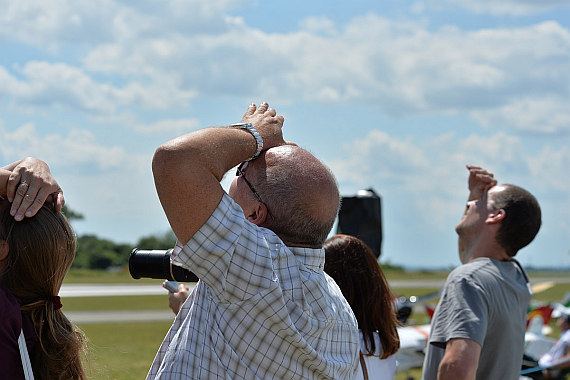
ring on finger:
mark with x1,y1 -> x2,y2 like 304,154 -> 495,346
20,180 -> 29,187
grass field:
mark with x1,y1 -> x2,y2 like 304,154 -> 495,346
65,268 -> 569,380
81,322 -> 172,379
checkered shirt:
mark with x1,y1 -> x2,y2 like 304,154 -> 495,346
146,194 -> 359,380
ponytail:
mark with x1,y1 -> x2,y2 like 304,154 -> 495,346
21,300 -> 87,380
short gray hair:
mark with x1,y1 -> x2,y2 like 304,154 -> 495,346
255,147 -> 340,247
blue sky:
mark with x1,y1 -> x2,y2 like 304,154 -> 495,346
1,0 -> 569,269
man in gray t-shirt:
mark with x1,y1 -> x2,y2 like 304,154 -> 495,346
422,165 -> 541,380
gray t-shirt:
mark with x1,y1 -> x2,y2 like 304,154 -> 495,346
422,257 -> 531,380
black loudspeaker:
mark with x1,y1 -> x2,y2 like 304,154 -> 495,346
336,189 -> 383,258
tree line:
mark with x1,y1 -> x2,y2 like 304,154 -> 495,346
62,205 -> 176,270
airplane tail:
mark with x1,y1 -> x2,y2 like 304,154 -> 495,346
526,305 -> 554,329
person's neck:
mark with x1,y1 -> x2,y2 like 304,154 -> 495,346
468,249 -> 511,263
461,236 -> 510,263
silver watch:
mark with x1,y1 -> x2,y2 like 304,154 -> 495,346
229,122 -> 264,161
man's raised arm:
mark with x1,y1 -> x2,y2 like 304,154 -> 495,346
152,102 -> 284,244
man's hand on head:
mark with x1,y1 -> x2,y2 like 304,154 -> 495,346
241,102 -> 285,150
466,164 -> 497,202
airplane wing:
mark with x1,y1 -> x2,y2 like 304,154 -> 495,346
395,324 -> 430,372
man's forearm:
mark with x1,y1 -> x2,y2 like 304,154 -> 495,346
438,339 -> 480,380
438,364 -> 476,380
154,127 -> 258,182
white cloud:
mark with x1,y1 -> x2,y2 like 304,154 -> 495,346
133,118 -> 201,135
331,130 -> 429,186
528,145 -> 570,193
80,15 -> 569,135
443,0 -> 570,16
471,97 -> 570,135
0,0 -> 243,48
0,0 -> 122,48
2,4 -> 569,136
299,17 -> 338,36
0,61 -> 196,114
0,122 -> 137,171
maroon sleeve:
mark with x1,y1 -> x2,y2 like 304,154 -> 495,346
0,286 -> 27,380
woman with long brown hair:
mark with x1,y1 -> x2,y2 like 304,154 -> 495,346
0,157 -> 86,379
324,234 -> 400,380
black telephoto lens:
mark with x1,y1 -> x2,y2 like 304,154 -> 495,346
129,248 -> 198,282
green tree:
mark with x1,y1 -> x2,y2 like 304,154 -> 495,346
135,230 -> 176,250
66,200 -> 176,270
61,205 -> 84,222
73,234 -> 131,270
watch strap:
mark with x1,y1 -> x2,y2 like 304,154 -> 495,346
229,122 -> 263,161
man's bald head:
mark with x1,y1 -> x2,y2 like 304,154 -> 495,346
251,145 -> 340,247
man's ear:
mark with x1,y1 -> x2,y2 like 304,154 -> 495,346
0,240 -> 9,261
486,209 -> 505,225
245,202 -> 268,226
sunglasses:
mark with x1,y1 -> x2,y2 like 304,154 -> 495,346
236,161 -> 264,203
236,161 -> 274,220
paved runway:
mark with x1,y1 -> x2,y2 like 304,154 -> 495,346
61,276 -> 569,324
60,284 -> 196,298
60,276 -> 570,299
67,310 -> 175,323
61,283 -> 194,324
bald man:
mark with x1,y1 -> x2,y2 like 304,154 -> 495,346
147,103 -> 359,380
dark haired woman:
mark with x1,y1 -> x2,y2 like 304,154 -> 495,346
1,158 -> 86,379
324,234 -> 400,380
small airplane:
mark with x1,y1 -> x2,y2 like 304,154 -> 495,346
392,285 -> 567,378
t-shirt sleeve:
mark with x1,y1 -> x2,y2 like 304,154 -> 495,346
172,193 -> 276,302
429,273 -> 488,348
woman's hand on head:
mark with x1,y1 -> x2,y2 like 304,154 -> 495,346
6,158 -> 65,221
